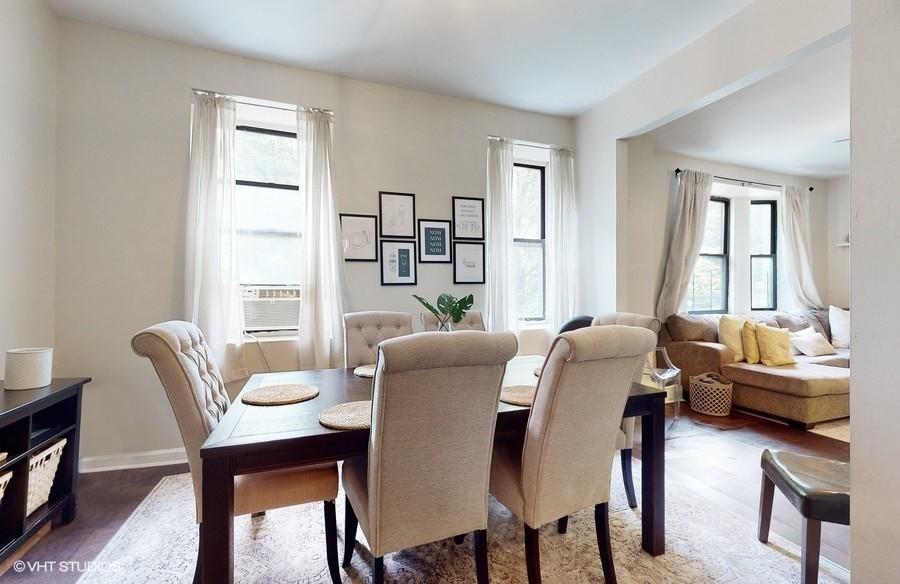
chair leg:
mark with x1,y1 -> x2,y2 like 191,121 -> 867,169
524,524 -> 541,584
801,518 -> 822,584
323,500 -> 340,584
342,495 -> 358,567
621,449 -> 638,509
250,511 -> 266,518
557,516 -> 569,534
474,529 -> 489,584
454,534 -> 466,544
595,503 -> 617,584
372,556 -> 384,584
193,535 -> 201,584
758,473 -> 775,543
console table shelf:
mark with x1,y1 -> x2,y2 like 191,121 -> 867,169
0,378 -> 89,564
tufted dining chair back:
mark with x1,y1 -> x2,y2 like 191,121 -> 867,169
343,311 -> 413,367
520,325 -> 656,527
131,320 -> 230,513
420,310 -> 485,331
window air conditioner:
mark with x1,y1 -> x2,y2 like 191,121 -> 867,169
241,286 -> 301,332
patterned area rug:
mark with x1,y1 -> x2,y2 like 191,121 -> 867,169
78,462 -> 850,583
809,418 -> 850,443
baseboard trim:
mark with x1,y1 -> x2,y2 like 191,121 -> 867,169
79,447 -> 188,473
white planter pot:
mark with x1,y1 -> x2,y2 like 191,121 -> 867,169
4,348 -> 53,390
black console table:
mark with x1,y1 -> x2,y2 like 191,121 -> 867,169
0,378 -> 90,563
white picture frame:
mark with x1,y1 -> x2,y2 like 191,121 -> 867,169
381,240 -> 417,285
339,214 -> 378,261
453,241 -> 485,284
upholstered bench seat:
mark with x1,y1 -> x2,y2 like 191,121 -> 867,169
722,362 -> 849,398
760,450 -> 850,524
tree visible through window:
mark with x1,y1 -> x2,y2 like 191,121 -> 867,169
512,163 -> 545,321
686,197 -> 729,313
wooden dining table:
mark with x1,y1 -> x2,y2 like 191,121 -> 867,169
199,355 -> 667,583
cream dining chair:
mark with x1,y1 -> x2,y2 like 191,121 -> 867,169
343,311 -> 413,367
341,330 -> 518,584
420,309 -> 486,331
490,325 -> 656,584
131,321 -> 341,584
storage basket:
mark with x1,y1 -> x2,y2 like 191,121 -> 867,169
0,471 -> 12,506
4,348 -> 53,390
26,438 -> 67,516
689,372 -> 733,416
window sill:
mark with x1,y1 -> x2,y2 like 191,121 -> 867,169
243,332 -> 299,343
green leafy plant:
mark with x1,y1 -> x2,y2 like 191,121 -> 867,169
413,293 -> 475,329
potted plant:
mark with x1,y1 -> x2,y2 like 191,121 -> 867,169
413,293 -> 474,332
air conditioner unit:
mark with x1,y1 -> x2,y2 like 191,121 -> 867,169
242,286 -> 301,332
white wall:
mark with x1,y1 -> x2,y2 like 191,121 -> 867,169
827,175 -> 850,307
0,0 -> 57,378
54,20 -> 573,460
850,0 -> 900,580
620,135 -> 829,316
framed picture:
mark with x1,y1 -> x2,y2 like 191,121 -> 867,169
339,214 -> 378,261
418,219 -> 452,263
453,241 -> 485,284
379,191 -> 416,239
381,240 -> 417,285
452,196 -> 485,240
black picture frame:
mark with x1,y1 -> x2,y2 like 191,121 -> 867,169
453,241 -> 486,284
417,219 -> 452,263
339,213 -> 378,262
452,196 -> 485,240
379,191 -> 416,239
380,240 -> 418,286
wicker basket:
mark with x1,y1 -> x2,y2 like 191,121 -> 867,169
0,471 -> 12,506
689,372 -> 733,416
26,438 -> 67,516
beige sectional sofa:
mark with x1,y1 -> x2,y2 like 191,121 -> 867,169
660,310 -> 849,429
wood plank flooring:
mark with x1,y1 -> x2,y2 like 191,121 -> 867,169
3,407 -> 850,582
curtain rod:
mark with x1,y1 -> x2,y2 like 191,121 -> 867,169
674,168 -> 814,192
488,135 -> 572,152
192,89 -> 333,115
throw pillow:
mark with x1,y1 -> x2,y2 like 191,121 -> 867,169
829,305 -> 851,348
742,321 -> 764,364
792,332 -> 838,357
788,326 -> 817,355
718,315 -> 747,362
756,325 -> 797,367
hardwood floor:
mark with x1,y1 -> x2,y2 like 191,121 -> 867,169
4,408 -> 850,582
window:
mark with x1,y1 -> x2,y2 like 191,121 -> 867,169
686,197 -> 729,313
234,101 -> 303,332
750,200 -> 777,310
512,163 -> 546,321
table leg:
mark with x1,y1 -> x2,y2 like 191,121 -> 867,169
641,394 -> 665,555
201,457 -> 234,584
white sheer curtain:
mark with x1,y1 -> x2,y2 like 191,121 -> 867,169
297,108 -> 346,369
655,169 -> 713,319
184,92 -> 247,382
782,185 -> 824,309
485,137 -> 516,332
545,147 -> 578,332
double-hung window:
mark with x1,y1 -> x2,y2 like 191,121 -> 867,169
686,197 -> 729,313
234,101 -> 303,333
512,163 -> 546,321
750,200 -> 777,310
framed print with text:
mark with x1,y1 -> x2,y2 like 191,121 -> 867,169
453,241 -> 485,284
452,196 -> 485,240
339,213 -> 378,261
381,240 -> 417,285
418,219 -> 452,263
379,191 -> 416,239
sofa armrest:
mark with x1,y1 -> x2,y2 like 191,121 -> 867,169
662,341 -> 735,383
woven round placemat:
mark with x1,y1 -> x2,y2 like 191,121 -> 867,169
353,364 -> 376,378
318,400 -> 372,430
241,384 -> 319,406
500,385 -> 536,407
533,365 -> 542,377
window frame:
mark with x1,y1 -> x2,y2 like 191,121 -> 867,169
749,199 -> 778,311
689,196 -> 731,315
512,162 -> 547,322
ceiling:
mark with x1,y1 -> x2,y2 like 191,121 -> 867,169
651,39 -> 850,178
47,0 -> 752,116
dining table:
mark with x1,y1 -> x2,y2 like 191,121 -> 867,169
199,355 -> 667,584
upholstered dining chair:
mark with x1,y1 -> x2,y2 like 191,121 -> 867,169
343,311 -> 413,368
420,309 -> 486,331
131,321 -> 340,584
490,325 -> 656,584
342,330 -> 518,584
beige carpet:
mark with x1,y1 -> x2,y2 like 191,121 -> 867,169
78,462 -> 850,583
809,418 -> 850,443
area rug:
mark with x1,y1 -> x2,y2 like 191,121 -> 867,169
78,463 -> 850,584
809,418 -> 850,443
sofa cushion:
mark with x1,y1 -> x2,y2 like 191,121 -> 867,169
776,312 -> 829,337
756,326 -> 796,367
722,362 -> 850,398
795,348 -> 850,368
667,314 -> 722,342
